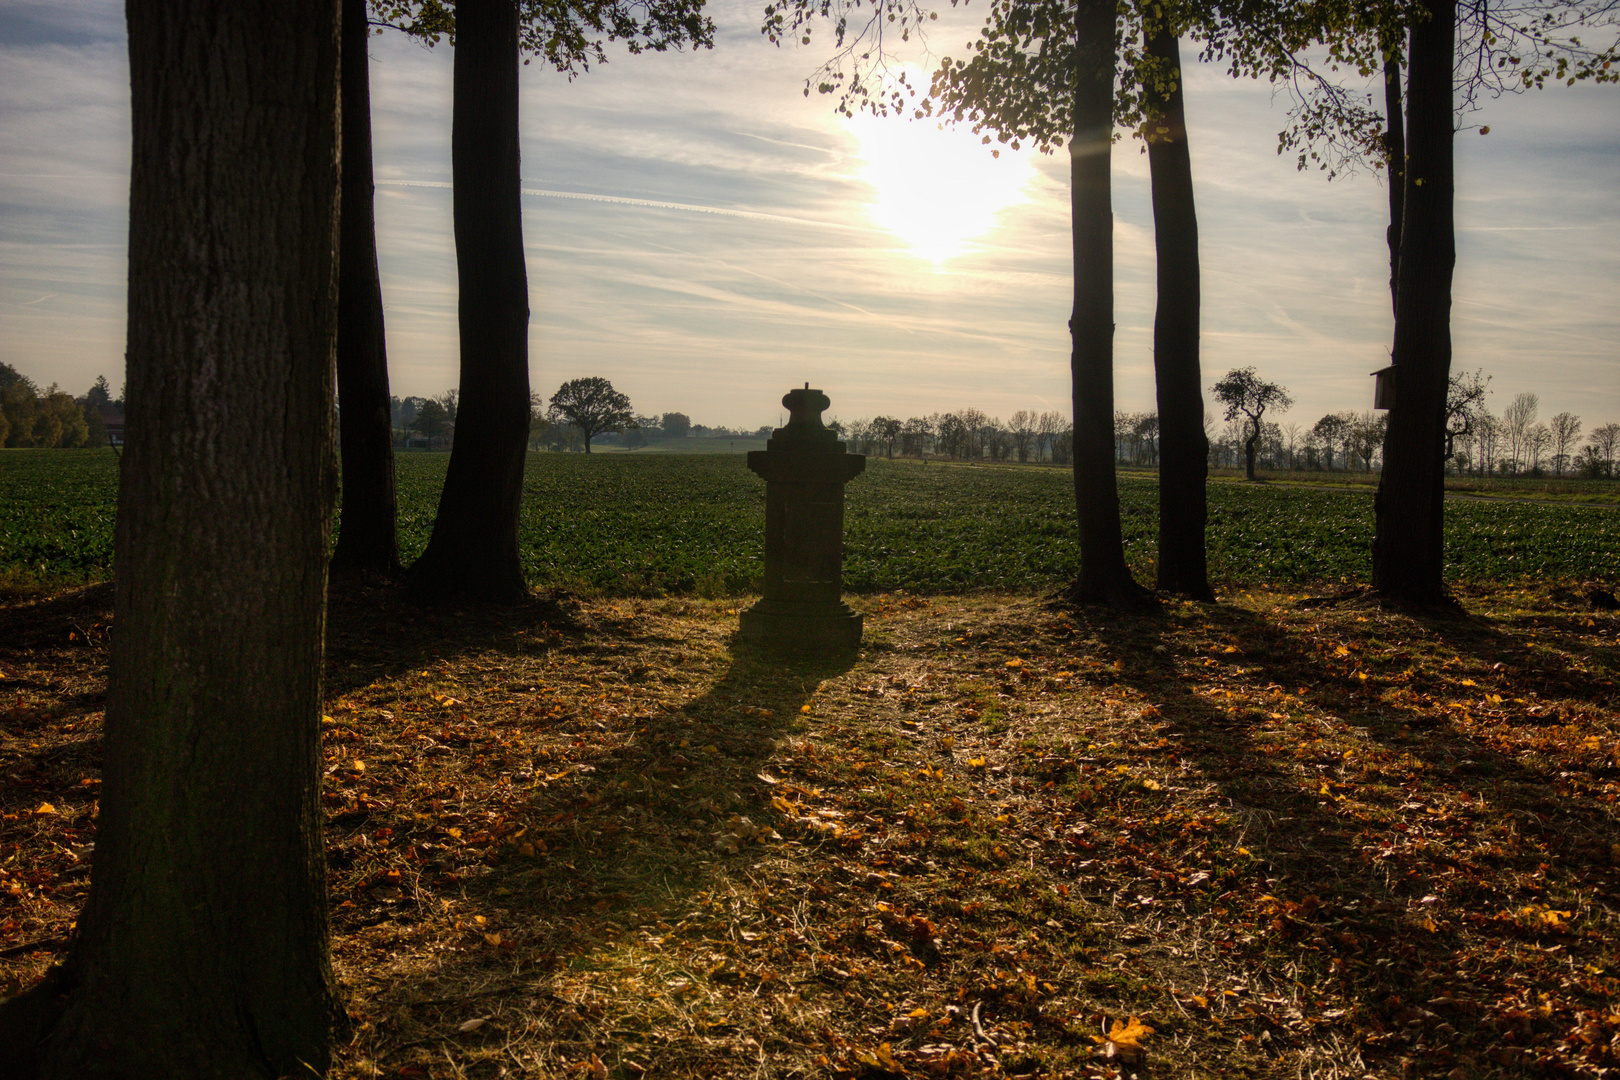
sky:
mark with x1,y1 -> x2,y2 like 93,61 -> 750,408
1,0 -> 1616,435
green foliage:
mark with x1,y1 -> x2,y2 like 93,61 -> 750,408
0,451 -> 119,582
5,453 -> 1617,595
549,377 -> 635,449
372,0 -> 714,73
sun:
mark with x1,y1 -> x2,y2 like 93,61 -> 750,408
847,110 -> 1036,265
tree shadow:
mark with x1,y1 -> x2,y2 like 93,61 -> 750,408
1040,596 -> 1616,1066
330,622 -> 860,1071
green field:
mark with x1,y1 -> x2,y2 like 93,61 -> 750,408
2,449 -> 1616,594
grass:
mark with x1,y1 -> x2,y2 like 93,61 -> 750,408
3,579 -> 1618,1078
3,450 -> 1617,598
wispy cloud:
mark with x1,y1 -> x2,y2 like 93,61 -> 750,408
1,1 -> 1615,431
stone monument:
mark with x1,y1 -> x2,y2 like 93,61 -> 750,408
738,384 -> 866,650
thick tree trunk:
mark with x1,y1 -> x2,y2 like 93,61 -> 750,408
1383,44 -> 1406,316
332,0 -> 401,576
0,2 -> 346,1076
1064,0 -> 1151,607
1373,2 -> 1455,604
1143,25 -> 1212,602
407,0 -> 532,602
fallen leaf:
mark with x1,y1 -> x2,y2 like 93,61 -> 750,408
457,1018 -> 487,1033
1092,1016 -> 1154,1062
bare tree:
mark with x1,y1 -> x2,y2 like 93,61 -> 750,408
1525,422 -> 1552,474
1549,412 -> 1582,475
1587,422 -> 1619,477
1212,367 -> 1293,480
1502,391 -> 1539,474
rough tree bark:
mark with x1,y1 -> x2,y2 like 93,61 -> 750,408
1373,0 -> 1455,604
1382,40 -> 1406,314
1144,24 -> 1213,602
333,0 -> 402,576
0,1 -> 346,1075
1064,0 -> 1152,607
407,0 -> 532,602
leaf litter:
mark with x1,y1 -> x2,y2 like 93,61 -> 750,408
2,577 -> 1618,1078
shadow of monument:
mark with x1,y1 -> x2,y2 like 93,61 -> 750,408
335,627 -> 859,1068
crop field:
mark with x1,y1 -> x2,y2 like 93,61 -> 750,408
2,449 -> 1616,595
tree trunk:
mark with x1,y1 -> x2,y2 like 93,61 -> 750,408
1143,25 -> 1212,602
0,2 -> 346,1075
1063,0 -> 1151,607
1373,2 -> 1455,604
1382,42 -> 1405,316
406,0 -> 532,602
332,0 -> 401,576
1244,426 -> 1259,480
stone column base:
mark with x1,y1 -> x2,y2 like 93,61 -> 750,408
737,597 -> 862,652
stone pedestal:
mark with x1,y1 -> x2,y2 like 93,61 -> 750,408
739,386 -> 866,651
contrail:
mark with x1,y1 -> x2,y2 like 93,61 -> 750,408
375,179 -> 862,235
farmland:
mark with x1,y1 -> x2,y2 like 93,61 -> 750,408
4,447 -> 1620,1079
3,449 -> 1616,595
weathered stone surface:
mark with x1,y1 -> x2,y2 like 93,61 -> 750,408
739,385 -> 866,651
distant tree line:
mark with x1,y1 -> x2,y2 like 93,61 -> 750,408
0,364 -> 120,449
384,379 -> 772,453
834,383 -> 1618,480
835,410 -> 1077,464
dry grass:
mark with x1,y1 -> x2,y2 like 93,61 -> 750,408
3,578 -> 1619,1079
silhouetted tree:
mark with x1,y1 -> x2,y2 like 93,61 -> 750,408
1141,11 -> 1212,600
1212,368 -> 1292,481
332,0 -> 400,576
0,1 -> 345,1073
550,377 -> 634,452
661,411 -> 692,439
385,0 -> 713,601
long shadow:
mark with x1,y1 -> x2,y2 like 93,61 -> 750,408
334,627 -> 859,1070
1048,597 -> 1616,1069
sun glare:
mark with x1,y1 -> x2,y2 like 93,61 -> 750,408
848,111 -> 1035,265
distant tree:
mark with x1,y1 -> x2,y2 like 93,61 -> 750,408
1281,421 -> 1302,470
2,378 -> 39,447
1502,392 -> 1538,475
1351,412 -> 1387,471
1444,369 -> 1490,466
1549,412 -> 1582,476
37,389 -> 90,448
0,0 -> 344,1072
661,411 -> 691,439
1312,413 -> 1349,471
1525,422 -> 1552,474
871,415 -> 903,459
550,377 -> 633,452
902,415 -> 934,458
413,398 -> 450,443
85,375 -> 113,411
1212,368 -> 1293,480
1587,422 -> 1620,477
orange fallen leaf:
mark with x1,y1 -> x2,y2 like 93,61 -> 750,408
1092,1016 -> 1154,1062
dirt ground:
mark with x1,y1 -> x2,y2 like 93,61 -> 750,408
3,579 -> 1618,1078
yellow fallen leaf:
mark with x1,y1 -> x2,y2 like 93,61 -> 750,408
800,704 -> 812,714
1092,1015 -> 1154,1062
32,802 -> 56,816
1005,658 -> 1023,668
